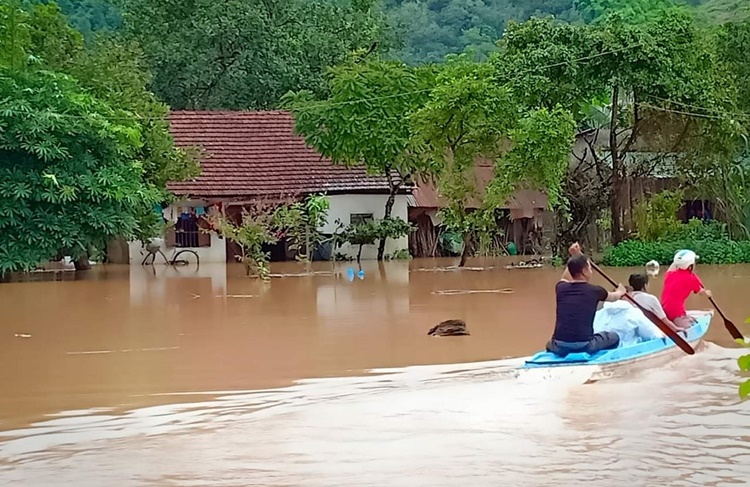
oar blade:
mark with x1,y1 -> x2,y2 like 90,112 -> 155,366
708,297 -> 745,341
723,318 -> 743,341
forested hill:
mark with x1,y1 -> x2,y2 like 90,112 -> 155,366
40,0 -> 747,63
29,0 -> 121,38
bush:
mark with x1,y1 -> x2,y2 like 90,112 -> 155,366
603,238 -> 750,266
603,219 -> 748,267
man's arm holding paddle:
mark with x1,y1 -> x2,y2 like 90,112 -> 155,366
564,243 -> 626,301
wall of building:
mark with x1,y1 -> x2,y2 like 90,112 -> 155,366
127,200 -> 227,265
322,194 -> 410,260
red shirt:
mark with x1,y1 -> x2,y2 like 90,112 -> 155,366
660,269 -> 703,320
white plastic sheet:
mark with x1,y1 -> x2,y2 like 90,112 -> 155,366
593,300 -> 665,347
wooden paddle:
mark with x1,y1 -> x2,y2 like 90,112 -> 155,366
588,261 -> 695,355
708,297 -> 744,341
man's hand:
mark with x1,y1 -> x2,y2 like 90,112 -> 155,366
616,283 -> 627,298
568,242 -> 582,256
702,288 -> 712,298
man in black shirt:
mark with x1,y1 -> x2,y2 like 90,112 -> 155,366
546,243 -> 627,356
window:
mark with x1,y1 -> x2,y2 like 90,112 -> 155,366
350,213 -> 373,225
164,209 -> 212,248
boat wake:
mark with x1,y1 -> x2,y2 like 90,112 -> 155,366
0,342 -> 747,486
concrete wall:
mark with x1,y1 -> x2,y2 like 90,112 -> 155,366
322,194 -> 410,260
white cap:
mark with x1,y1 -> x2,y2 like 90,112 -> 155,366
673,249 -> 698,270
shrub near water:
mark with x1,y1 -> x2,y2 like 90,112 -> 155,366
603,220 -> 750,266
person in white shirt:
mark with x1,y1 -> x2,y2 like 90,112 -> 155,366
628,273 -> 679,332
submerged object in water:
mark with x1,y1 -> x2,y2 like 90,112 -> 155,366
428,319 -> 470,336
522,311 -> 712,369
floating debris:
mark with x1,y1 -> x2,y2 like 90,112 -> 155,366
432,289 -> 515,296
14,333 -> 31,339
427,319 -> 470,336
414,266 -> 496,272
505,258 -> 545,270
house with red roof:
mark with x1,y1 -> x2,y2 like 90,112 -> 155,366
127,111 -> 412,264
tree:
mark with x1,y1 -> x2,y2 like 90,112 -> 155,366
412,54 -> 575,265
274,193 -> 331,265
121,0 -> 391,110
0,1 -> 198,270
208,199 -> 294,280
284,58 -> 436,260
340,217 -> 413,263
0,67 -> 160,275
493,11 -> 745,249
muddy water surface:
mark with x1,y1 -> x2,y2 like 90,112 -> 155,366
1,259 -> 749,485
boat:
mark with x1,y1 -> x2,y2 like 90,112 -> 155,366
518,310 -> 714,382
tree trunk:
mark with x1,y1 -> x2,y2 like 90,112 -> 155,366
74,255 -> 91,271
357,244 -> 364,264
609,85 -> 624,245
458,233 -> 471,267
377,183 -> 399,261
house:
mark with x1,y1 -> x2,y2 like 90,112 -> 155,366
407,164 -> 550,257
126,111 -> 411,264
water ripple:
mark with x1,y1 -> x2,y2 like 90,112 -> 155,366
1,344 -> 749,486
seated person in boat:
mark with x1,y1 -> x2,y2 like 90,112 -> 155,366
661,250 -> 712,330
546,243 -> 627,356
591,274 -> 666,346
628,273 -> 678,331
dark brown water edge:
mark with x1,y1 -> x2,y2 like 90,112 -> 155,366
1,258 -> 748,432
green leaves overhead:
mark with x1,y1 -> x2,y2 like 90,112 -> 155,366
122,0 -> 391,110
284,59 -> 436,176
0,2 -> 197,274
0,67 -> 159,274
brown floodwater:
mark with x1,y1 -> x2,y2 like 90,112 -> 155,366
1,259 -> 749,486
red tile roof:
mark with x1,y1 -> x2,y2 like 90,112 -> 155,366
410,164 -> 548,211
166,111 -> 393,199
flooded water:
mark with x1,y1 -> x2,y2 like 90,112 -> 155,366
1,259 -> 749,485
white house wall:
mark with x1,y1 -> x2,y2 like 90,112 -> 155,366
127,200 -> 227,265
323,194 -> 410,260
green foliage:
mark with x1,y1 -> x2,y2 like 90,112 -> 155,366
285,58 -> 435,259
340,217 -> 413,262
0,67 -> 159,274
739,321 -> 750,400
489,107 -> 576,208
284,59 -> 435,180
0,1 -> 199,251
602,235 -> 750,266
381,0 -> 583,64
633,190 -> 684,241
576,0 -> 687,23
274,194 -> 331,263
410,54 -> 575,264
209,199 -> 304,280
122,0 -> 391,110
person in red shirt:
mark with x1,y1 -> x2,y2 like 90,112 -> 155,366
660,250 -> 712,330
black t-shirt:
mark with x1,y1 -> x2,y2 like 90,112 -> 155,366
552,281 -> 609,342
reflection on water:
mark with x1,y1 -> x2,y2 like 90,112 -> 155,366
1,259 -> 750,485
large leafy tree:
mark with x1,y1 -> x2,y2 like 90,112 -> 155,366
0,67 -> 160,275
493,10 -> 745,248
0,2 -> 197,273
284,58 -> 436,260
412,55 -> 575,265
121,0 -> 391,110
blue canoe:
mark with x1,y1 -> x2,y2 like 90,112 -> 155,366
522,312 -> 713,369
